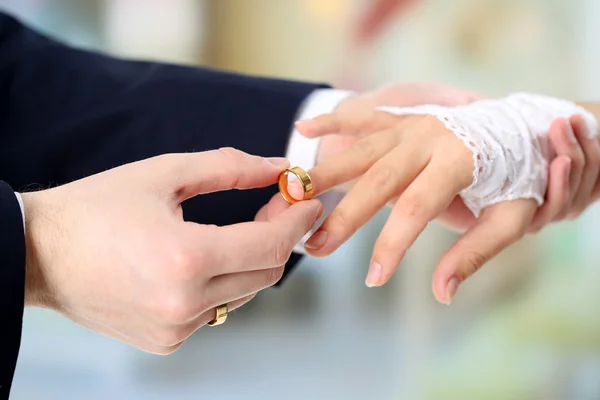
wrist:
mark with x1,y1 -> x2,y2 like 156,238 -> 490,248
21,192 -> 55,309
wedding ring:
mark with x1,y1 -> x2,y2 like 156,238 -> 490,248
278,167 -> 314,205
207,304 -> 228,326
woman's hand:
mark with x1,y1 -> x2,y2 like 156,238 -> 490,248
314,82 -> 483,192
23,149 -> 323,354
435,115 -> 600,233
295,107 -> 598,305
530,115 -> 600,229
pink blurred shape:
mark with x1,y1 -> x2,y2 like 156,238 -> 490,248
352,0 -> 418,45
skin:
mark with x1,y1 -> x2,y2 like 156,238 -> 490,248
20,83 -> 599,354
22,149 -> 323,354
292,88 -> 600,305
18,82 -> 491,354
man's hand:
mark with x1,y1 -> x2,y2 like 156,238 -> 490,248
21,149 -> 322,354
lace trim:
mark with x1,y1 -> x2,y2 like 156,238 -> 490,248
377,93 -> 598,217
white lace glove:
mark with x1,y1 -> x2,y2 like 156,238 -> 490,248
377,93 -> 598,217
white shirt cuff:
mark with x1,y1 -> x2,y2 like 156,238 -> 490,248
14,192 -> 25,231
285,89 -> 354,254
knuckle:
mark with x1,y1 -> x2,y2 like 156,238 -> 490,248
265,266 -> 285,287
505,222 -> 527,241
216,147 -> 252,188
457,251 -> 489,281
397,194 -> 423,218
366,165 -> 396,188
352,139 -> 378,161
328,207 -> 357,234
420,115 -> 444,135
357,110 -> 382,134
169,247 -> 204,281
150,327 -> 186,348
152,293 -> 194,326
217,146 -> 247,163
273,237 -> 294,266
375,239 -> 405,262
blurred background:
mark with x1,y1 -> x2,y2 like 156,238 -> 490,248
3,0 -> 600,399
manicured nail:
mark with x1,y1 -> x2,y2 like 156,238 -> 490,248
266,157 -> 289,167
565,120 -> 577,143
305,230 -> 328,250
445,277 -> 461,305
365,261 -> 382,287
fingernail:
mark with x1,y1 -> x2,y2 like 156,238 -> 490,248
305,230 -> 328,250
565,120 -> 577,143
365,261 -> 382,287
267,157 -> 289,167
445,277 -> 461,305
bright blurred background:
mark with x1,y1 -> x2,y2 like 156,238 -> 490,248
3,0 -> 600,399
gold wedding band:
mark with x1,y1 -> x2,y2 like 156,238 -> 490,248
207,304 -> 228,326
278,167 -> 314,205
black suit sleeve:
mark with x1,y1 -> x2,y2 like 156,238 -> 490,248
0,181 -> 25,398
0,12 -> 325,395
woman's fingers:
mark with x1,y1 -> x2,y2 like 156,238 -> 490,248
435,196 -> 477,233
529,155 -> 571,232
548,118 -> 585,218
568,114 -> 600,217
307,129 -> 399,195
531,115 -> 600,232
304,138 -> 430,256
295,109 -> 401,139
367,157 -> 473,287
432,199 -> 536,305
